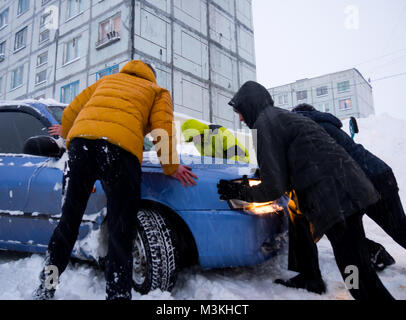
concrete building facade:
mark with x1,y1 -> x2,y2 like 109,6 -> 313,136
268,68 -> 375,119
0,0 -> 256,130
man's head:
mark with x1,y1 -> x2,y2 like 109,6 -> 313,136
229,81 -> 274,129
292,103 -> 316,112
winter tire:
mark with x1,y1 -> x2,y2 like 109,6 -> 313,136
132,209 -> 178,294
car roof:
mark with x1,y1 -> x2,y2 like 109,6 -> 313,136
0,99 -> 66,111
0,99 -> 67,124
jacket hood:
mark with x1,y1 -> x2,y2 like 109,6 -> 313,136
229,81 -> 274,128
181,119 -> 210,142
296,110 -> 343,129
120,60 -> 157,83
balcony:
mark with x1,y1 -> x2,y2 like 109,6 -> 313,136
95,31 -> 120,50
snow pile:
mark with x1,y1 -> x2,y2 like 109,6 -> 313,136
0,114 -> 405,300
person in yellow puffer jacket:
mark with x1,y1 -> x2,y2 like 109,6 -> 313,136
181,119 -> 250,163
35,60 -> 197,300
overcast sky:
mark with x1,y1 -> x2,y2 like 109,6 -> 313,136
252,0 -> 406,120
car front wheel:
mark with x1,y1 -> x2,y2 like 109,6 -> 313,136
132,209 -> 178,294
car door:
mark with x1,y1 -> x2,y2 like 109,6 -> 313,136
0,109 -> 51,212
0,106 -> 107,256
0,108 -> 59,249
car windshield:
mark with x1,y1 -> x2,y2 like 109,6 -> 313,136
46,105 -> 65,124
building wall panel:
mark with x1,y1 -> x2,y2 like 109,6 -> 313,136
173,23 -> 209,79
173,0 -> 207,35
209,4 -> 236,52
173,71 -> 210,121
134,5 -> 171,63
236,0 -> 253,28
237,26 -> 255,64
212,0 -> 235,15
211,46 -> 237,91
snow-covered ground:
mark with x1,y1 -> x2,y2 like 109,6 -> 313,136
0,113 -> 405,300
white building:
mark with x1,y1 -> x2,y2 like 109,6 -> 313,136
268,68 -> 375,119
0,0 -> 257,130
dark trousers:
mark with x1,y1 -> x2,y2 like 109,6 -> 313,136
366,192 -> 406,250
289,191 -> 406,274
288,213 -> 394,300
45,138 -> 141,300
326,214 -> 394,300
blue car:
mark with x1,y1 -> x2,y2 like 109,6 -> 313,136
0,100 -> 288,294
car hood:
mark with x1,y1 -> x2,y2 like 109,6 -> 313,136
141,152 -> 259,211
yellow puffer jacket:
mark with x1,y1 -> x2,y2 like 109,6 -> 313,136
62,60 -> 179,176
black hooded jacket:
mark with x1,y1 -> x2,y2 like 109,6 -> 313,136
230,81 -> 380,240
296,110 -> 398,197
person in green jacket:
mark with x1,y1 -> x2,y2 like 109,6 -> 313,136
181,119 -> 250,163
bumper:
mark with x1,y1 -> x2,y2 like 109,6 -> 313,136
177,209 -> 288,269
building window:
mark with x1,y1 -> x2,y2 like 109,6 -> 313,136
338,80 -> 350,92
10,65 -> 24,90
96,64 -> 119,80
316,86 -> 328,96
61,81 -> 79,103
14,27 -> 27,52
67,0 -> 83,20
17,0 -> 29,16
0,41 -> 6,61
37,51 -> 48,67
35,70 -> 47,85
0,8 -> 9,29
63,36 -> 81,65
96,14 -> 121,49
339,98 -> 352,110
42,0 -> 52,6
277,94 -> 288,105
318,103 -> 330,112
39,29 -> 50,44
296,90 -> 307,101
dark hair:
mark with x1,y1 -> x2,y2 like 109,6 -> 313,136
145,62 -> 157,78
292,103 -> 316,112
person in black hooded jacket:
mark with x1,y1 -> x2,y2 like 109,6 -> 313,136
217,81 -> 394,300
282,103 -> 405,291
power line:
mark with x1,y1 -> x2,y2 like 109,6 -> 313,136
354,47 -> 406,67
373,71 -> 406,82
269,71 -> 406,95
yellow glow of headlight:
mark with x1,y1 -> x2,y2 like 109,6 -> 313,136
227,179 -> 284,215
247,202 -> 284,215
248,180 -> 262,187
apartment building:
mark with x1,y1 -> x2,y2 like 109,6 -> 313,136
268,68 -> 375,119
0,0 -> 257,130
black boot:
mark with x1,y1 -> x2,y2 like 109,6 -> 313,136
275,273 -> 326,295
370,243 -> 396,271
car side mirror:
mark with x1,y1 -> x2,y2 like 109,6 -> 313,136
349,117 -> 359,140
23,135 -> 64,158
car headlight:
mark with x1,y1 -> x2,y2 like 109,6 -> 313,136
227,178 -> 285,216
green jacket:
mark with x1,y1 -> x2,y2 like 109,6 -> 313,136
181,119 -> 250,163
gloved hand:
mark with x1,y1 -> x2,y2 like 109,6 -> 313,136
217,179 -> 247,201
